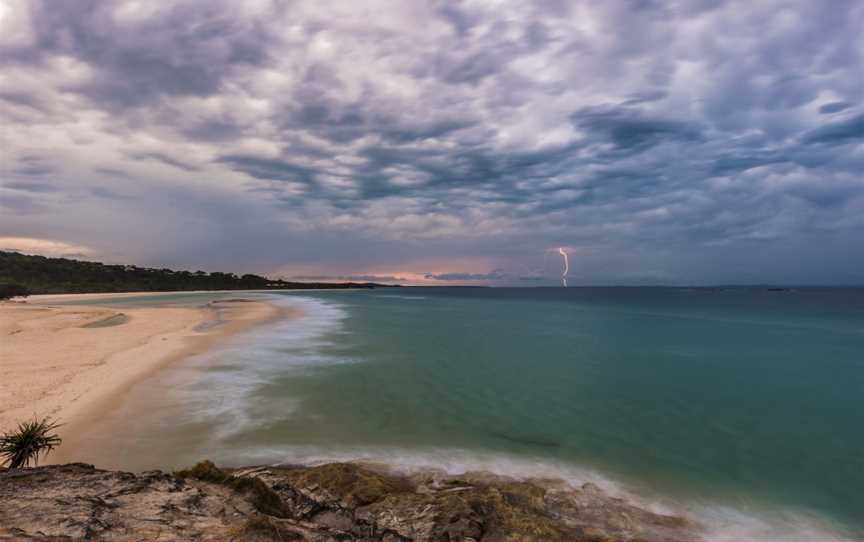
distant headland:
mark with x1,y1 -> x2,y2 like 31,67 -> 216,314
0,250 -> 399,295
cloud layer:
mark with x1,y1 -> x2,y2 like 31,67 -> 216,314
1,0 -> 862,284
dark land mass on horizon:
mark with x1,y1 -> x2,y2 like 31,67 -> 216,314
3,251 -> 857,297
0,250 -> 399,295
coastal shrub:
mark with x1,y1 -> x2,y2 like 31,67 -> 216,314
0,249 -> 388,294
228,475 -> 287,518
0,283 -> 30,300
175,459 -> 230,484
229,514 -> 301,541
0,417 -> 62,469
176,460 -> 286,517
272,462 -> 410,508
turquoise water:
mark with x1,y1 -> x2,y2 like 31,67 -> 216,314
83,288 -> 864,540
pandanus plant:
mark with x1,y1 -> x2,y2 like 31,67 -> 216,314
0,417 -> 62,469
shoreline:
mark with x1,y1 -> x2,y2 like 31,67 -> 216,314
0,292 -> 284,458
25,289 -> 285,303
2,292 -> 860,540
26,287 -> 369,304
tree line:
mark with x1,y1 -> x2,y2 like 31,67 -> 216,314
0,250 -> 393,297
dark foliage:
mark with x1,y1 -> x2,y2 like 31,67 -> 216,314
176,460 -> 286,517
0,283 -> 30,300
0,251 -> 396,294
0,418 -> 63,469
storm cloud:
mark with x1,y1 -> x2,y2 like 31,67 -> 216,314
1,0 -> 862,284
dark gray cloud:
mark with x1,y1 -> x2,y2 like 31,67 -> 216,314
2,181 -> 59,193
819,102 -> 852,114
130,152 -> 200,172
1,0 -> 863,284
10,0 -> 274,108
425,270 -> 507,281
217,156 -> 319,184
0,193 -> 50,214
802,114 -> 864,145
571,107 -> 704,153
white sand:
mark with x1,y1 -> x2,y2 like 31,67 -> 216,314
0,295 -> 281,439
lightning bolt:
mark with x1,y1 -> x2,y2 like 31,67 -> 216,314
558,247 -> 569,287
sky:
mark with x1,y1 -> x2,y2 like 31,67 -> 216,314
1,0 -> 862,286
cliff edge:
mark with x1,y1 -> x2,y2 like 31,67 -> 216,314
0,461 -> 699,541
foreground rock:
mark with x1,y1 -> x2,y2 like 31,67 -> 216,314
0,461 -> 699,541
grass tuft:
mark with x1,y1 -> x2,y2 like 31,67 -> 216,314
175,459 -> 230,484
229,514 -> 302,541
176,460 -> 286,517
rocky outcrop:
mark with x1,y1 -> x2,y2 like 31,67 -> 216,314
0,462 -> 699,541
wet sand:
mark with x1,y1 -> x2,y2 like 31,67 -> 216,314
0,293 -> 282,453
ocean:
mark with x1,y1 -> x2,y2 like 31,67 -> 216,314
73,287 -> 864,540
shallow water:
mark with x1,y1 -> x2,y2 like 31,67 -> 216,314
78,287 -> 864,540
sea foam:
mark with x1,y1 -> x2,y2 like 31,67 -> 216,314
232,443 -> 857,542
164,293 -> 861,541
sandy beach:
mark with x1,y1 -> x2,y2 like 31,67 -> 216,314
0,293 -> 282,445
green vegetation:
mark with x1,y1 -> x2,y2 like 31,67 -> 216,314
0,250 -> 395,294
174,459 -> 233,484
0,418 -> 62,469
273,462 -> 411,508
270,463 -> 574,540
175,460 -> 286,517
166,461 -> 687,541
